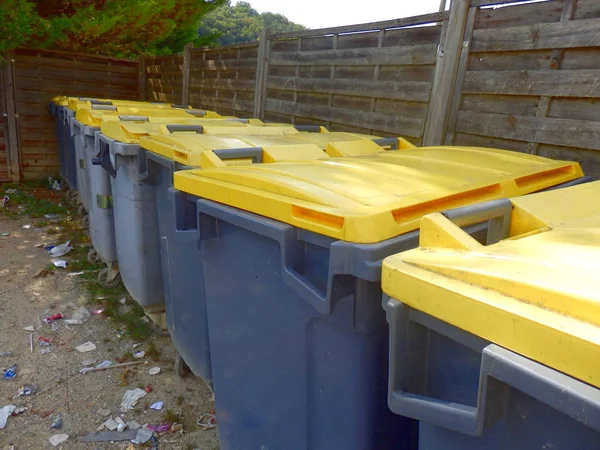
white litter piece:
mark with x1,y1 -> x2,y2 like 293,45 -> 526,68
126,420 -> 141,430
133,351 -> 145,359
115,416 -> 127,432
22,225 -> 31,229
82,359 -> 97,367
71,306 -> 91,323
148,367 -> 161,375
76,341 -> 96,353
67,271 -> 84,276
48,241 -> 72,257
52,259 -> 68,269
65,319 -> 82,325
119,297 -> 126,305
120,388 -> 147,412
0,405 -> 16,429
150,401 -> 163,411
102,417 -> 118,431
131,427 -> 153,444
23,326 -> 35,332
49,433 -> 69,446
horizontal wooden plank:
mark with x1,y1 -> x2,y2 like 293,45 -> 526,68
191,58 -> 257,71
453,131 -> 531,152
270,11 -> 449,39
474,0 -> 564,30
471,17 -> 600,52
548,98 -> 600,122
384,25 -> 443,47
15,56 -> 138,74
190,95 -> 255,113
471,0 -> 553,6
193,41 -> 258,53
189,78 -> 255,92
460,93 -> 539,117
330,94 -> 373,112
15,47 -> 137,64
378,64 -> 436,82
375,98 -> 430,119
17,76 -> 138,92
270,44 -> 437,67
537,144 -> 600,176
574,0 -> 600,20
463,69 -> 600,98
266,76 -> 431,102
455,110 -> 600,151
468,49 -> 553,71
265,98 -> 424,137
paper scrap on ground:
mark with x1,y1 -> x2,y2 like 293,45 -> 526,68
80,430 -> 137,442
52,260 -> 68,269
120,388 -> 147,412
150,401 -> 163,411
148,367 -> 161,375
131,427 -> 153,444
47,241 -> 72,257
49,433 -> 69,446
0,405 -> 16,429
76,341 -> 96,353
23,326 -> 34,332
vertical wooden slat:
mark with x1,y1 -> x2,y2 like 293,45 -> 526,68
3,51 -> 21,181
182,43 -> 193,106
423,0 -> 470,146
138,56 -> 146,101
254,29 -> 270,120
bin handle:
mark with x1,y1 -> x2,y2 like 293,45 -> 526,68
211,147 -> 263,164
166,124 -> 204,133
118,115 -> 148,122
294,125 -> 322,133
170,104 -> 188,109
91,105 -> 117,111
96,136 -> 117,178
197,199 -> 341,315
90,100 -> 113,106
371,137 -> 399,150
185,109 -> 207,117
384,300 -> 600,436
225,118 -> 249,123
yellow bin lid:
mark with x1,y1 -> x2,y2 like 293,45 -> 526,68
173,146 -> 582,243
75,107 -> 223,127
382,180 -> 600,388
67,97 -> 190,111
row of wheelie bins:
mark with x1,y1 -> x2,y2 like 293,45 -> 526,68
50,95 -> 600,449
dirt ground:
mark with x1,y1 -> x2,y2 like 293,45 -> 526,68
0,210 -> 218,448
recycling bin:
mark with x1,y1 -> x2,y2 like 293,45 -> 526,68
50,96 -> 70,185
168,148 -> 582,450
381,180 -> 600,449
96,123 -> 392,315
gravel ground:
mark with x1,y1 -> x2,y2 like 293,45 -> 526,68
0,212 -> 219,449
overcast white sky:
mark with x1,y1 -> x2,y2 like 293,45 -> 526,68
233,0 -> 448,29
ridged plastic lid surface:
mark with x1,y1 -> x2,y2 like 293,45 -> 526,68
382,181 -> 600,387
75,107 -> 207,127
67,98 -> 189,111
174,146 -> 582,243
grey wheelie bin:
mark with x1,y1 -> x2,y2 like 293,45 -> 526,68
167,147 -> 582,450
381,180 -> 600,449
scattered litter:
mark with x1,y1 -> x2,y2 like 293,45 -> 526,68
0,405 -> 16,429
132,427 -> 154,444
0,351 -> 12,357
1,195 -> 9,208
38,410 -> 53,418
12,406 -> 28,416
30,333 -> 33,352
22,225 -> 31,229
67,271 -> 84,276
47,241 -> 72,257
38,336 -> 52,345
120,388 -> 147,412
119,297 -> 127,305
150,435 -> 159,450
49,433 -> 69,446
97,408 -> 111,417
81,430 -> 137,442
64,319 -> 81,325
15,384 -> 38,398
71,306 -> 91,323
49,177 -> 62,191
101,417 -> 118,431
149,367 -> 161,376
115,416 -> 127,432
40,348 -> 51,355
150,401 -> 163,411
80,430 -> 138,442
146,423 -> 170,433
4,189 -> 17,194
91,308 -> 105,315
133,350 -> 145,359
43,313 -> 64,324
82,359 -> 97,367
144,385 -> 153,393
171,423 -> 183,432
126,420 -> 141,430
52,259 -> 68,269
0,232 -> 10,237
126,444 -> 136,450
3,365 -> 17,379
81,360 -> 143,374
76,341 -> 96,353
49,414 -> 63,429
23,326 -> 34,332
197,413 -> 217,429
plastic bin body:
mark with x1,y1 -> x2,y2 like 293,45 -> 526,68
168,152 -> 582,450
381,184 -> 600,450
71,119 -> 91,210
50,102 -> 68,181
59,108 -> 78,190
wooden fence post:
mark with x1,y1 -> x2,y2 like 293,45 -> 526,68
423,0 -> 471,146
138,55 -> 146,101
254,29 -> 270,120
3,51 -> 21,181
182,43 -> 193,106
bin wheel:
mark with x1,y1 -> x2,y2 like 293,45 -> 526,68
97,268 -> 121,288
175,353 -> 191,378
77,204 -> 86,217
87,248 -> 102,265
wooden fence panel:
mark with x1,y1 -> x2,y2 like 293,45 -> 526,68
0,63 -> 8,181
263,13 -> 448,144
448,0 -> 600,175
11,48 -> 139,180
144,55 -> 184,104
187,43 -> 259,117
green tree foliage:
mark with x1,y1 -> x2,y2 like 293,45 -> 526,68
198,1 -> 306,46
0,0 -> 225,57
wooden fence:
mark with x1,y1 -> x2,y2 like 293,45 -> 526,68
2,0 -> 600,180
0,49 -> 140,181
